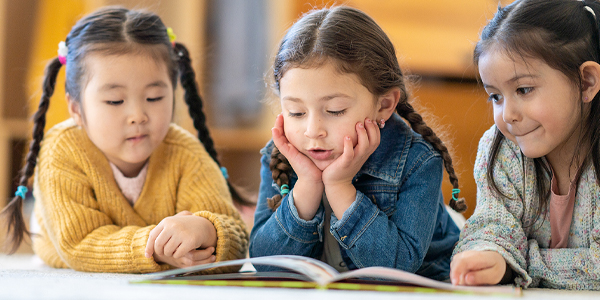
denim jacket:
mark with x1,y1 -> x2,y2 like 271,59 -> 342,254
249,113 -> 460,281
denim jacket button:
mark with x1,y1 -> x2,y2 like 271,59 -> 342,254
339,262 -> 346,267
340,235 -> 347,241
313,232 -> 318,235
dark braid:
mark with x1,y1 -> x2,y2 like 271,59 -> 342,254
396,101 -> 467,213
1,58 -> 62,253
267,145 -> 292,210
173,42 -> 254,207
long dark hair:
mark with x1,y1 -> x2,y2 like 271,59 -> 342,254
474,0 -> 600,223
1,6 -> 251,254
266,6 -> 467,213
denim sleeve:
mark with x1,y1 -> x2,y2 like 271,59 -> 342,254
249,146 -> 324,260
329,152 -> 444,272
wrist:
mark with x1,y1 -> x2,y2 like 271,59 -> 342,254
197,216 -> 217,248
324,182 -> 356,217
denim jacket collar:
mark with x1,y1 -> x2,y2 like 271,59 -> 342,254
356,113 -> 411,185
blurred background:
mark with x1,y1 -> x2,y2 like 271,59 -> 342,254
0,0 -> 511,253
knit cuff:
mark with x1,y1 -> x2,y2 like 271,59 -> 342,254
194,211 -> 247,268
130,225 -> 169,273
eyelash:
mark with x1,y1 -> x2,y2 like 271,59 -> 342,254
148,97 -> 163,102
106,100 -> 123,105
328,109 -> 346,116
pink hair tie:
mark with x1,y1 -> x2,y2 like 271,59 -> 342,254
57,41 -> 68,65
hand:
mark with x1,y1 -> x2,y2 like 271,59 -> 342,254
322,118 -> 380,186
450,250 -> 508,285
272,114 -> 322,184
322,119 -> 380,216
153,247 -> 216,268
145,214 -> 217,264
272,114 -> 324,220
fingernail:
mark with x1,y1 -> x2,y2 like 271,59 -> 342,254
345,136 -> 351,140
358,123 -> 364,128
211,256 -> 216,262
366,119 -> 372,123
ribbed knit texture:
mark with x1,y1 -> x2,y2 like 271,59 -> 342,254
31,119 -> 248,273
453,126 -> 600,289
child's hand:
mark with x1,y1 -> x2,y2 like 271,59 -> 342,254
322,119 -> 380,216
144,214 -> 217,264
272,114 -> 324,220
153,247 -> 216,268
322,118 -> 380,186
450,250 -> 508,285
272,114 -> 322,183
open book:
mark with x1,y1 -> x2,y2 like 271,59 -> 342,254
131,255 -> 521,296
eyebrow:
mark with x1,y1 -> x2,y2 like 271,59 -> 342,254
282,93 -> 352,102
98,80 -> 169,92
483,74 -> 539,89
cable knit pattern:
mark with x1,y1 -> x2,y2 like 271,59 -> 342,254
453,125 -> 600,289
31,119 -> 248,273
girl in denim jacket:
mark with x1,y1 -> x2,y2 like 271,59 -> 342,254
250,6 -> 465,281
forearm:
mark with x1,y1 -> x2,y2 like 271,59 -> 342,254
292,178 -> 324,220
324,182 -> 356,218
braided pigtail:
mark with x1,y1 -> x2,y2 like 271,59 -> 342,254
396,101 -> 467,213
173,42 -> 253,207
1,58 -> 62,253
266,145 -> 292,210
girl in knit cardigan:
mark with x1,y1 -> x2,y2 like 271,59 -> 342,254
452,0 -> 600,289
1,7 -> 248,273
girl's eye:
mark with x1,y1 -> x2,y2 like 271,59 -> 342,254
327,109 -> 346,116
106,100 -> 124,105
147,97 -> 164,102
487,94 -> 502,103
288,112 -> 304,117
516,87 -> 533,95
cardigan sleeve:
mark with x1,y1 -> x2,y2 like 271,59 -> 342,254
35,155 -> 166,273
176,146 -> 248,265
453,127 -> 533,287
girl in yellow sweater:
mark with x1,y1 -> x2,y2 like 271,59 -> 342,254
1,7 -> 248,273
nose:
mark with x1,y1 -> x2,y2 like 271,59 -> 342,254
304,115 -> 326,139
127,103 -> 148,125
502,97 -> 520,124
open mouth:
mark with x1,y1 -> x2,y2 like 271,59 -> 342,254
307,149 -> 333,160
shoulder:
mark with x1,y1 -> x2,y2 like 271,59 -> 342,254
161,123 -> 209,157
475,125 -> 524,173
39,119 -> 98,162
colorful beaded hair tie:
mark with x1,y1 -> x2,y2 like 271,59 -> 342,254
167,27 -> 177,47
57,41 -> 68,65
220,166 -> 229,180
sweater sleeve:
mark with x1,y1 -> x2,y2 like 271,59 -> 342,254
453,127 -> 532,287
35,155 -> 165,273
176,146 -> 248,265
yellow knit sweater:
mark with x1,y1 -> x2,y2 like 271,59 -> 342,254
32,119 -> 248,273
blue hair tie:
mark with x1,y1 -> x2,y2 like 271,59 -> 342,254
15,186 -> 28,199
451,188 -> 461,201
280,184 -> 290,196
220,166 -> 229,180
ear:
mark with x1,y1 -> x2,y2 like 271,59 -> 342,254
579,61 -> 600,103
376,87 -> 401,121
66,93 -> 84,126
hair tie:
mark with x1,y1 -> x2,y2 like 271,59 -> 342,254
57,41 -> 68,65
580,0 -> 597,19
280,184 -> 290,196
15,186 -> 28,199
220,166 -> 229,180
451,188 -> 460,201
167,27 -> 177,47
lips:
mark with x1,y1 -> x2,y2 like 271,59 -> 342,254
511,126 -> 539,137
126,134 -> 147,143
307,149 -> 333,160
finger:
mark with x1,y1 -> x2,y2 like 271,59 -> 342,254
153,231 -> 172,257
450,252 -> 497,285
354,121 -> 369,155
364,118 -> 381,148
463,265 -> 505,286
145,225 -> 162,258
163,238 -> 182,257
176,210 -> 192,216
185,247 -> 216,261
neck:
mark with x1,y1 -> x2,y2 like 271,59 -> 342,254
112,160 -> 148,178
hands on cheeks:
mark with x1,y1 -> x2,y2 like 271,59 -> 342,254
450,250 -> 509,286
144,210 -> 218,268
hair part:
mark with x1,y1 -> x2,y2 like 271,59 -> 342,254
474,0 -> 600,223
266,6 -> 466,212
2,6 -> 252,254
